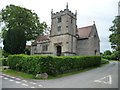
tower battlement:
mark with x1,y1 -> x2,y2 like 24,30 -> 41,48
51,4 -> 77,19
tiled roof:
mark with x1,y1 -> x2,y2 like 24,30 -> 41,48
37,35 -> 50,42
32,35 -> 50,45
77,25 -> 93,38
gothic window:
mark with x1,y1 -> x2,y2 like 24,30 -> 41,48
42,45 -> 48,51
57,26 -> 61,31
58,17 -> 61,23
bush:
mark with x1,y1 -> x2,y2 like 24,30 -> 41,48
101,58 -> 109,64
0,58 -> 8,66
8,55 -> 101,76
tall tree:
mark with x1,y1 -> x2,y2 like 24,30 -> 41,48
1,4 -> 47,41
109,16 -> 120,60
0,4 -> 47,55
3,29 -> 26,54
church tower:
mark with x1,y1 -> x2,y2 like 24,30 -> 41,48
118,1 -> 120,16
49,3 -> 77,56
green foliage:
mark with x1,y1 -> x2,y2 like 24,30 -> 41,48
103,50 -> 112,55
3,28 -> 26,54
2,51 -> 11,58
101,58 -> 109,64
0,4 -> 47,55
109,16 -> 120,60
0,58 -> 8,66
102,50 -> 119,60
1,4 -> 47,41
8,55 -> 101,76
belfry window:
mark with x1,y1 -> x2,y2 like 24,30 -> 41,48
58,26 -> 61,31
58,17 -> 61,23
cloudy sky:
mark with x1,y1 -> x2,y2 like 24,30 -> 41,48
0,0 -> 119,52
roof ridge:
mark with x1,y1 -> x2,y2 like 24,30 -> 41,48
78,25 -> 93,29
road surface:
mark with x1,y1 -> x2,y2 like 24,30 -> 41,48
0,61 -> 119,88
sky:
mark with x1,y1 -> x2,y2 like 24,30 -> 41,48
0,0 -> 119,52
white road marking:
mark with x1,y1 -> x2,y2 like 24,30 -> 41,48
3,77 -> 8,80
39,84 -> 43,87
9,79 -> 14,82
22,80 -> 27,83
30,82 -> 36,85
22,83 -> 28,87
15,81 -> 21,84
94,75 -> 112,84
11,77 -> 15,79
31,86 -> 35,88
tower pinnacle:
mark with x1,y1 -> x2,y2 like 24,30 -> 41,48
66,3 -> 68,9
118,1 -> 120,16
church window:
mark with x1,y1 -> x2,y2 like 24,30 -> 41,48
94,34 -> 96,37
58,26 -> 61,31
58,17 -> 61,23
42,45 -> 48,51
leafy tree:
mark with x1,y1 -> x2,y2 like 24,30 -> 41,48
109,16 -> 120,60
1,4 -> 47,41
0,4 -> 47,55
111,51 -> 119,60
103,50 -> 112,56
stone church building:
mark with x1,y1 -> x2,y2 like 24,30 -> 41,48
31,4 -> 100,56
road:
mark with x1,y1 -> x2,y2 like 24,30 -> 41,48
0,61 -> 119,88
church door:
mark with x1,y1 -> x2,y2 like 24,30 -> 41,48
56,46 -> 62,56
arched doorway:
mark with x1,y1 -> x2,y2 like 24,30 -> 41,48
56,46 -> 62,56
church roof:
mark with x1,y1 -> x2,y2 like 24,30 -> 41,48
32,35 -> 50,45
77,25 -> 93,39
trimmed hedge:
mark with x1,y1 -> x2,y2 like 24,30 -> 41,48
8,55 -> 101,76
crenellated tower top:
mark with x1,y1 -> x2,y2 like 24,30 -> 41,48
51,3 -> 77,19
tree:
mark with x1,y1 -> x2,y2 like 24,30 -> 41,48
1,4 -> 47,41
3,29 -> 26,54
0,4 -> 47,55
109,16 -> 120,60
103,50 -> 112,56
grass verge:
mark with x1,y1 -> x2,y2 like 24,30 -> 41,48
3,69 -> 35,79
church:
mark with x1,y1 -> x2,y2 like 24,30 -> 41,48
31,4 -> 100,56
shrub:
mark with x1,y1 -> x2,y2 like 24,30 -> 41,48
101,58 -> 109,64
0,58 -> 8,66
8,55 -> 101,76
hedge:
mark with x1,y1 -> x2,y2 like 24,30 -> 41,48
8,55 -> 101,76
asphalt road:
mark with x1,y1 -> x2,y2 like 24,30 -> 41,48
0,61 -> 119,88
